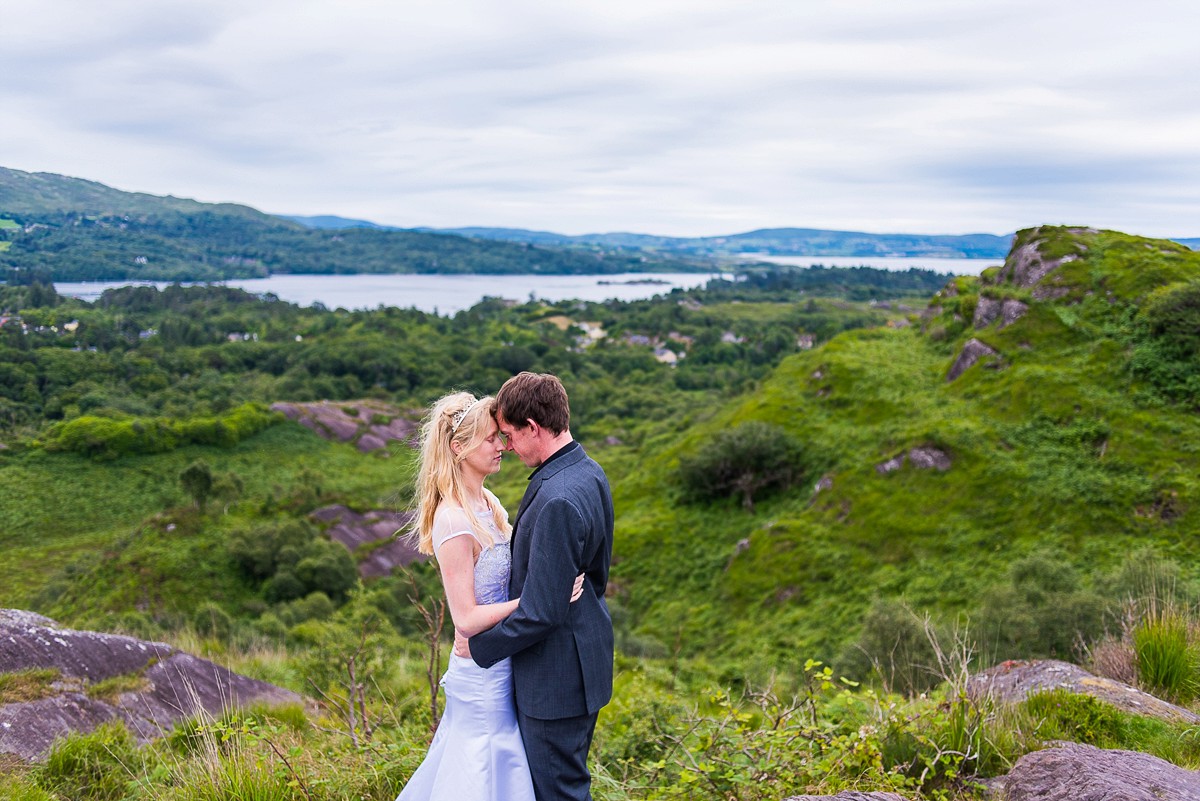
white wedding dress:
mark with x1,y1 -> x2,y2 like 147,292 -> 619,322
397,504 -> 535,801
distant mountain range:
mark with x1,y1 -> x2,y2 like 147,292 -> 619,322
287,215 -> 1017,259
4,167 -> 1196,283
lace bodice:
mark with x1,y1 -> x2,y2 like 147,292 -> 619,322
473,539 -> 512,605
431,496 -> 512,605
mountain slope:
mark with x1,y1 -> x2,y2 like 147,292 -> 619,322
0,167 -> 706,281
611,226 -> 1200,668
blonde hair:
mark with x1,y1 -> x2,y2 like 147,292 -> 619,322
411,391 -> 512,556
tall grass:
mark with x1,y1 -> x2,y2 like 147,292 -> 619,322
1133,604 -> 1200,705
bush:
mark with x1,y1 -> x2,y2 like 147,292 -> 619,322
973,551 -> 1108,664
678,421 -> 806,511
840,600 -> 943,695
1130,280 -> 1200,404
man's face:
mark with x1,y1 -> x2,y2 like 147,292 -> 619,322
496,412 -> 541,469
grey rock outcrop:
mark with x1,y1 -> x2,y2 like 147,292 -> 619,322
0,610 -> 301,762
271,400 -> 417,453
967,659 -> 1200,726
311,505 -> 424,578
947,338 -> 999,381
990,741 -> 1200,801
785,793 -> 909,801
974,297 -> 1029,330
876,447 -> 952,475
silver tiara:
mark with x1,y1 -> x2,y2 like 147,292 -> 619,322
451,399 -> 479,433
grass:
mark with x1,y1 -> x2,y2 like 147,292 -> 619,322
0,668 -> 62,703
0,422 -> 414,615
1133,607 -> 1200,704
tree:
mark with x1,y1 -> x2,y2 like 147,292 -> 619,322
179,459 -> 214,512
678,421 -> 805,511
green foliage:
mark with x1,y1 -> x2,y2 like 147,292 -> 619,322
38,721 -> 142,801
1021,688 -> 1125,745
678,421 -> 806,510
180,459 -> 214,511
0,167 -> 706,282
1130,280 -> 1200,405
42,403 -> 281,460
0,776 -> 57,801
973,552 -> 1108,664
230,520 -> 358,604
839,601 -> 943,695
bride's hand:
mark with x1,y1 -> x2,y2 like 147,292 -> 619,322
570,573 -> 586,602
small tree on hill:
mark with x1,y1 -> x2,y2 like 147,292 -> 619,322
179,459 -> 213,512
678,421 -> 805,512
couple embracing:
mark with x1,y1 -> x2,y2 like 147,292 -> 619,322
398,372 -> 615,801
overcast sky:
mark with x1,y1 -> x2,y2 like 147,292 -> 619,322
2,0 -> 1198,237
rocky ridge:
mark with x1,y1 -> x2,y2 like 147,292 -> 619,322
0,610 -> 300,762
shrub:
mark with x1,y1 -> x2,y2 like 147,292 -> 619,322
973,551 -> 1108,664
179,459 -> 214,511
192,601 -> 234,639
678,421 -> 806,511
840,600 -> 943,695
1130,280 -> 1200,404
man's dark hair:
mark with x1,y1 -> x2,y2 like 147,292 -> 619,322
495,372 -> 570,434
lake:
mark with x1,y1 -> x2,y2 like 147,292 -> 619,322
54,257 -> 993,314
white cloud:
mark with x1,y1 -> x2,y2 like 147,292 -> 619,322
1,0 -> 1198,237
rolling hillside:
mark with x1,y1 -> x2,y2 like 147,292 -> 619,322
0,166 -> 706,281
610,226 -> 1200,670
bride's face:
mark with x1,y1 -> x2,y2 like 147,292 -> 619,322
458,421 -> 505,480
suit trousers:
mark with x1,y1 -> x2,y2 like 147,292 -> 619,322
518,709 -> 599,801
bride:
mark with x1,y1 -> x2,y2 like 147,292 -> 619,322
396,391 -> 582,800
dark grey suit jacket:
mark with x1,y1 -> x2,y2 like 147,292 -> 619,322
470,444 -> 614,720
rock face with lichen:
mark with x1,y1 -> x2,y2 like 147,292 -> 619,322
967,658 -> 1200,726
0,610 -> 301,762
988,741 -> 1200,801
270,400 -> 417,453
310,505 -> 424,578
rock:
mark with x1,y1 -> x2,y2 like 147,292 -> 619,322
967,659 -> 1200,726
909,447 -> 951,471
947,338 -> 999,381
1000,299 -> 1028,329
997,238 -> 1082,289
271,400 -> 417,452
0,611 -> 301,762
974,296 -> 1003,328
813,475 -> 833,493
992,741 -> 1200,800
785,793 -> 909,801
312,505 -> 425,578
876,448 -> 951,475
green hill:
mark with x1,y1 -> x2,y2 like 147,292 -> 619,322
0,166 -> 707,281
611,226 -> 1200,672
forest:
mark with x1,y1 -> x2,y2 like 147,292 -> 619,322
5,228 -> 1200,799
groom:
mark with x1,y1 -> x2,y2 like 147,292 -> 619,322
461,371 -> 615,801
